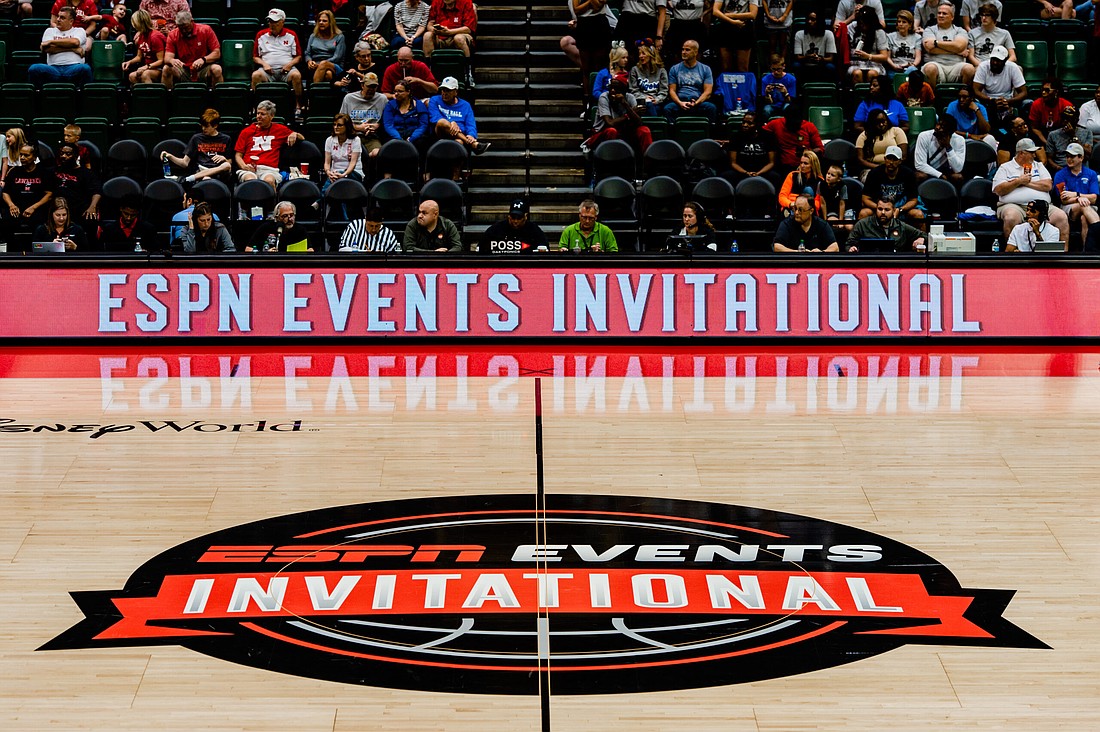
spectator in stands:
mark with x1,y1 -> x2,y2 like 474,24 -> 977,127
1080,84 -> 1100,137
973,45 -> 1027,128
177,201 -> 235,253
581,75 -> 653,154
164,108 -> 233,185
913,114 -> 965,184
848,4 -> 889,84
958,0 -> 1003,30
52,141 -> 101,223
0,0 -> 31,22
1035,0 -> 1075,20
323,114 -> 364,198
169,187 -> 219,243
845,196 -> 926,252
403,198 -> 463,252
383,81 -> 432,155
630,40 -> 668,116
382,45 -> 440,99
896,68 -> 935,108
425,0 -> 478,88
558,199 -> 618,252
722,111 -> 778,186
664,39 -> 717,124
711,0 -> 757,73
428,76 -> 490,156
29,7 -> 93,88
1053,142 -> 1100,246
247,201 -> 315,252
1046,107 -> 1093,172
660,0 -> 704,69
996,115 -> 1047,165
663,200 -> 718,252
886,10 -> 923,78
913,0 -> 937,32
763,104 -> 824,178
1030,78 -> 1074,147
336,42 -> 382,93
967,3 -> 1015,67
860,145 -> 923,224
921,2 -> 972,86
253,9 -> 304,118
778,150 -> 826,215
944,86 -> 997,149
122,10 -> 165,85
1005,198 -> 1061,251
100,194 -> 157,252
819,163 -> 854,231
139,0 -> 187,33
234,99 -> 304,188
592,46 -> 630,101
834,0 -> 885,32
393,0 -> 430,50
793,10 -> 836,85
613,0 -> 667,62
760,54 -> 795,120
162,12 -> 223,90
51,0 -> 100,53
853,75 -> 909,133
762,0 -> 794,58
339,72 -> 388,160
2,145 -> 53,243
0,128 -> 30,189
562,0 -> 617,98
993,137 -> 1070,241
33,197 -> 85,251
305,10 -> 346,85
479,198 -> 550,254
339,207 -> 401,252
62,124 -> 94,171
97,3 -> 128,43
772,193 -> 839,252
856,109 -> 909,173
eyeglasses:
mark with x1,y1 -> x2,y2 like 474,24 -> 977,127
793,206 -> 812,214
1041,87 -> 1054,93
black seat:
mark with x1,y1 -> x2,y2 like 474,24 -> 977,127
420,178 -> 465,225
917,177 -> 960,228
686,138 -> 727,174
234,179 -> 277,241
425,139 -> 469,182
592,138 -> 636,182
192,179 -> 232,222
278,178 -> 323,225
143,178 -> 186,231
150,139 -> 188,179
690,176 -> 736,220
107,139 -> 148,182
822,138 -> 857,175
369,177 -> 415,228
962,139 -> 998,181
642,139 -> 686,180
959,177 -> 1002,243
593,175 -> 639,252
638,175 -> 684,250
281,139 -> 323,183
324,177 -> 370,226
733,176 -> 779,244
100,176 -> 143,219
376,139 -> 421,187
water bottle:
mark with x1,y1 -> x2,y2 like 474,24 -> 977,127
572,239 -> 581,254
160,152 -> 171,178
991,238 -> 1000,253
735,96 -> 743,112
134,235 -> 142,253
730,237 -> 739,253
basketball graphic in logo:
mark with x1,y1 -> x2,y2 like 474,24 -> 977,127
42,494 -> 1046,694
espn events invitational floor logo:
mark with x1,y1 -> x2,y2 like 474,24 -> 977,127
41,495 -> 1046,695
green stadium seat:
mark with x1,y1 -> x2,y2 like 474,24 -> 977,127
907,106 -> 937,137
640,116 -> 670,141
131,83 -> 169,123
90,40 -> 126,83
1,83 -> 36,120
79,82 -> 120,125
30,117 -> 67,148
16,19 -> 49,53
167,116 -> 200,141
0,40 -> 7,84
673,117 -> 711,148
221,39 -> 255,83
9,51 -> 41,84
212,82 -> 254,121
40,82 -> 78,122
169,82 -> 211,119
306,82 -> 343,119
123,117 -> 163,154
255,81 -> 295,120
1054,41 -> 1088,84
807,106 -> 845,141
429,49 -> 467,85
1015,41 -> 1049,85
73,117 -> 110,153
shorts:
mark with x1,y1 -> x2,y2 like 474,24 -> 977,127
715,23 -> 755,51
167,63 -> 218,84
928,61 -> 968,83
257,67 -> 296,83
432,34 -> 471,49
361,136 -> 382,154
575,14 -> 612,53
237,164 -> 281,182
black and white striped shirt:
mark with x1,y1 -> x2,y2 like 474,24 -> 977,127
339,220 -> 400,252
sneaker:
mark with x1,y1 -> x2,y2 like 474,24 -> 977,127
466,71 -> 476,89
472,141 -> 491,155
579,141 -> 591,154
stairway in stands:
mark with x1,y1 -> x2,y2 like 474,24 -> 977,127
466,3 -> 586,246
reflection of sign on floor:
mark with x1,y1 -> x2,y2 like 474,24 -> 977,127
42,494 -> 1046,695
0,418 -> 302,439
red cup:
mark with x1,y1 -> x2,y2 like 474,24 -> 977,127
300,162 -> 310,176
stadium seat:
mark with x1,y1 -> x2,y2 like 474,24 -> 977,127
429,49 -> 467,85
100,176 -> 143,218
807,106 -> 844,141
7,52 -> 40,86
593,175 -> 637,227
143,178 -> 187,231
16,19 -> 49,53
29,117 -> 66,149
592,138 -> 636,183
122,118 -> 163,157
302,118 -> 333,150
962,139 -> 998,180
639,116 -> 670,141
642,139 -> 686,180
107,139 -> 148,182
673,117 -> 711,148
221,40 -> 255,83
686,139 -> 727,175
907,107 -> 937,137
167,117 -> 199,141
323,177 -> 370,226
1054,41 -> 1088,84
170,83 -> 210,119
90,40 -> 126,83
1,83 -> 35,120
1015,41 -> 1049,85
256,81 -> 295,121
425,139 -> 469,182
822,138 -> 858,176
420,178 -> 465,225
151,139 -> 188,176
281,139 -> 322,181
958,178 -> 1002,244
131,83 -> 170,124
369,177 -> 416,227
193,179 -> 233,222
376,139 -> 421,187
638,175 -> 684,249
278,177 -> 322,225
36,140 -> 55,167
212,82 -> 254,121
73,118 -> 109,157
1047,18 -> 1087,39
80,83 -> 120,125
690,176 -> 736,221
306,82 -> 343,119
917,177 -> 959,229
234,178 -> 277,222
39,83 -> 77,121
733,176 -> 779,241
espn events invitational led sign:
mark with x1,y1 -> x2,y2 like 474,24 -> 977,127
43,495 -> 1045,694
1,265 -> 1099,338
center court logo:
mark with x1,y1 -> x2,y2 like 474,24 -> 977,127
42,494 -> 1046,695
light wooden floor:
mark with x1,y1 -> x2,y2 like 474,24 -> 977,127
2,361 -> 1099,731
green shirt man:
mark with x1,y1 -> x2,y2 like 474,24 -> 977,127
557,201 -> 619,253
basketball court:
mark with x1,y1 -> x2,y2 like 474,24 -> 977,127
2,345 -> 1098,730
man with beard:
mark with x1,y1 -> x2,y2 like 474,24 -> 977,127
478,199 -> 549,254
845,196 -> 926,252
51,141 -> 101,227
722,111 -> 778,186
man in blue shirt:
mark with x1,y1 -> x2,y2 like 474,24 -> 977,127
1053,142 -> 1100,248
427,76 -> 490,155
664,39 -> 717,124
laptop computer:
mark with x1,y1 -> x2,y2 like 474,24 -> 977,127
31,240 -> 66,254
1033,240 -> 1064,253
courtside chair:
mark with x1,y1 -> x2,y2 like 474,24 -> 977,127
420,178 -> 465,226
591,138 -> 636,183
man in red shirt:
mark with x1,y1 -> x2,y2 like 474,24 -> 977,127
381,45 -> 439,99
424,0 -> 477,86
762,104 -> 825,178
234,100 -> 304,188
1029,77 -> 1074,147
162,11 -> 222,88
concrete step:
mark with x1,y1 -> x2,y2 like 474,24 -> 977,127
477,97 -> 584,116
479,83 -> 583,101
475,5 -> 570,21
478,19 -> 569,38
481,132 -> 583,151
477,50 -> 575,69
476,67 -> 580,86
478,115 -> 587,133
469,185 -> 591,205
470,168 -> 587,187
478,35 -> 563,53
470,148 -> 585,169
